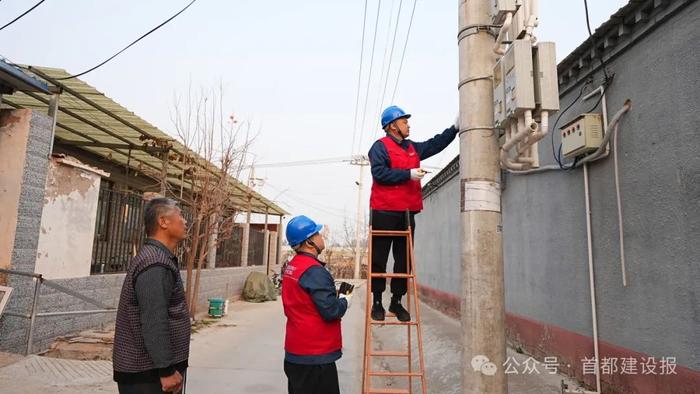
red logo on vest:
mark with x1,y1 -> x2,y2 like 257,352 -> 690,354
370,136 -> 423,212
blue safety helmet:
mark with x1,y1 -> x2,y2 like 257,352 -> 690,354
286,215 -> 323,247
380,105 -> 411,128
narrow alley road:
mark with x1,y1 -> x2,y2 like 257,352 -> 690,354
0,282 -> 583,393
186,283 -> 365,393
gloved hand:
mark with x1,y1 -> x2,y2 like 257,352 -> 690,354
339,293 -> 353,308
454,113 -> 460,129
410,168 -> 426,181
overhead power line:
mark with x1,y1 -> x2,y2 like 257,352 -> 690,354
350,0 -> 370,157
376,0 -> 403,117
356,0 -> 383,155
244,156 -> 354,169
57,0 -> 199,80
389,0 -> 417,104
582,0 -> 612,83
371,0 -> 401,133
0,0 -> 47,32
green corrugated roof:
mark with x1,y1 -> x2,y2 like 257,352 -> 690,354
1,65 -> 286,216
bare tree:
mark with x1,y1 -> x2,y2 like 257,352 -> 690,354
170,83 -> 255,319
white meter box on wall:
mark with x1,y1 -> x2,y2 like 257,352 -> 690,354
561,113 -> 603,159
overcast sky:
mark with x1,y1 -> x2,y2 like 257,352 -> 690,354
2,0 -> 627,242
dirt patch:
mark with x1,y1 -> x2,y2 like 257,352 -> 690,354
41,330 -> 114,361
0,352 -> 25,368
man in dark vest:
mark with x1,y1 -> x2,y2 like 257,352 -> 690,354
368,105 -> 459,322
113,197 -> 190,393
282,215 -> 352,394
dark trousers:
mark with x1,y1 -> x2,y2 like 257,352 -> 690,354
118,381 -> 166,394
117,371 -> 186,394
284,360 -> 340,394
370,211 -> 415,297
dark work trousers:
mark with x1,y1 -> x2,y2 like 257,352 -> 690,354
117,371 -> 187,394
370,210 -> 416,296
284,360 -> 340,394
118,381 -> 166,394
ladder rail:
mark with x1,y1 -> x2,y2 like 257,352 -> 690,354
362,224 -> 374,393
408,230 -> 428,394
406,228 -> 413,394
363,211 -> 427,394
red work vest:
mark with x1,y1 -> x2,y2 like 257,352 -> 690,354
370,136 -> 423,212
282,254 -> 342,356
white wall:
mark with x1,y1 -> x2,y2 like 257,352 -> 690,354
35,158 -> 107,279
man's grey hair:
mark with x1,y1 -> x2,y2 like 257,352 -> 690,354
144,198 -> 178,236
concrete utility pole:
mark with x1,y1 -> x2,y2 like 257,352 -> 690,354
350,155 -> 369,279
458,1 -> 506,393
277,215 -> 284,266
242,166 -> 264,267
241,195 -> 252,267
47,92 -> 60,157
160,151 -> 169,196
263,207 -> 270,275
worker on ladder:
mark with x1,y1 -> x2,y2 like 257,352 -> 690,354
281,215 -> 353,394
367,106 -> 459,321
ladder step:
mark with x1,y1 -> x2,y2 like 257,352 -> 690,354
367,389 -> 411,394
370,351 -> 409,357
370,230 -> 411,236
369,371 -> 423,377
370,320 -> 417,326
370,273 -> 413,279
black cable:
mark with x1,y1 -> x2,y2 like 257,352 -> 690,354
57,0 -> 198,80
377,0 -> 404,115
356,0 -> 383,152
350,0 -> 369,157
389,0 -> 417,104
583,0 -> 612,84
586,85 -> 606,113
0,0 -> 47,32
550,82 -> 590,168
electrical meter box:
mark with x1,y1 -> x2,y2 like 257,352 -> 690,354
511,1 -> 528,39
561,113 -> 604,159
493,57 -> 507,128
504,39 -> 535,118
533,42 -> 559,111
491,0 -> 518,24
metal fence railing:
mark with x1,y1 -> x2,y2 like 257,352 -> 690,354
92,188 -> 146,274
216,226 -> 243,267
0,268 -> 117,355
248,230 -> 265,266
91,188 -> 252,273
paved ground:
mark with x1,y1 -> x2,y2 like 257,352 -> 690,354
0,354 -> 114,393
0,281 -> 585,393
186,279 -> 365,394
367,291 -> 584,393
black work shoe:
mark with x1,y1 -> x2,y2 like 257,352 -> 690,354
389,302 -> 411,322
371,303 -> 385,321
